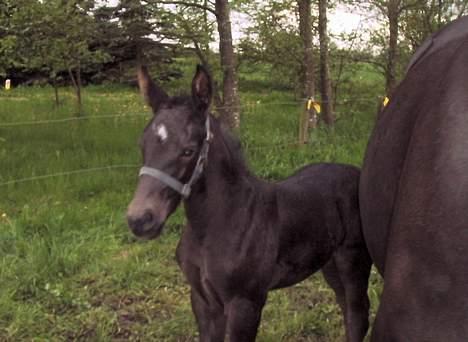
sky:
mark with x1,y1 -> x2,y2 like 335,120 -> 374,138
98,0 -> 372,46
329,5 -> 367,35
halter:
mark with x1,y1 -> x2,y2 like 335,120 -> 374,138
138,116 -> 212,199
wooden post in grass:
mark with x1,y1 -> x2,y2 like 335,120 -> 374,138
299,98 -> 318,144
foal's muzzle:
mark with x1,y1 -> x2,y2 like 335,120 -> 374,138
126,176 -> 173,240
127,210 -> 164,239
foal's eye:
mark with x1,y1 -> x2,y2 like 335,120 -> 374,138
182,149 -> 195,157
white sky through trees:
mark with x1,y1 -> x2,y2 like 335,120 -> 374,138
98,0 -> 372,46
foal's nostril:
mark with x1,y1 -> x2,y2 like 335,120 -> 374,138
127,216 -> 139,230
142,211 -> 154,224
127,211 -> 155,234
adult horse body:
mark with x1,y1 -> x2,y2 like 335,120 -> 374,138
360,16 -> 468,341
127,66 -> 371,341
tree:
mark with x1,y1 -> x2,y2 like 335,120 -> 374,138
318,0 -> 334,125
240,0 -> 336,130
298,0 -> 315,101
91,1 -> 179,85
165,1 -> 223,108
0,0 -> 109,113
215,0 -> 241,129
298,0 -> 318,139
116,0 -> 173,65
0,1 -> 22,78
356,0 -> 423,95
359,0 -> 468,95
57,0 -> 108,114
385,0 -> 402,95
401,0 -> 468,51
238,1 -> 303,92
150,0 -> 241,129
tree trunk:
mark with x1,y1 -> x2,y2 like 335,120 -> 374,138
68,64 -> 82,116
215,0 -> 241,129
298,0 -> 315,100
386,0 -> 399,96
76,64 -> 82,114
298,0 -> 316,137
437,0 -> 442,29
53,77 -> 60,107
318,0 -> 334,125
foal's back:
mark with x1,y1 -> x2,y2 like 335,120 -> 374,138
276,163 -> 360,233
278,163 -> 360,201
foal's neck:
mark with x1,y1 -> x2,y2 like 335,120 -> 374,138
205,118 -> 252,188
185,118 -> 258,216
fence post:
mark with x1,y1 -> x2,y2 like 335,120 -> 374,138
299,98 -> 317,144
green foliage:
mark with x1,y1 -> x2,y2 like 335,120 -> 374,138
153,1 -> 221,84
401,0 -> 468,50
116,0 -> 172,63
0,1 -> 22,75
238,1 -> 304,91
343,0 -> 468,91
0,0 -> 109,80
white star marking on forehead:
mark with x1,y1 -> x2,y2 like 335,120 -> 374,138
153,123 -> 168,142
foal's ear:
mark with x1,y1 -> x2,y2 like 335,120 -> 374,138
191,65 -> 212,113
138,65 -> 168,114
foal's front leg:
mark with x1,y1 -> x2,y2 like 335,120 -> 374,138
225,296 -> 266,342
191,289 -> 227,342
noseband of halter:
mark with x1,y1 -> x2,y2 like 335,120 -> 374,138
138,116 -> 212,199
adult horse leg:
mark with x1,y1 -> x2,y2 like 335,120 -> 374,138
225,296 -> 266,342
322,247 -> 371,342
190,289 -> 226,342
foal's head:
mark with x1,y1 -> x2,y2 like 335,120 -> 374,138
127,65 -> 212,239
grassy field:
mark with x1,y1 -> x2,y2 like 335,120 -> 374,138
0,65 -> 384,341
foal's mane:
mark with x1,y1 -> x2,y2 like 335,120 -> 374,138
213,117 -> 250,179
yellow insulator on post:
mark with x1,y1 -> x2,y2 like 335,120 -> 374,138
306,98 -> 321,113
383,96 -> 390,107
313,102 -> 321,113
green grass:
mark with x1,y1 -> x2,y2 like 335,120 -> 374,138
0,68 -> 383,341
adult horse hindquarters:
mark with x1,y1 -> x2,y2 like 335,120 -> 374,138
127,65 -> 371,341
360,16 -> 468,341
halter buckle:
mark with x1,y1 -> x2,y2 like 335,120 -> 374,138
181,184 -> 191,198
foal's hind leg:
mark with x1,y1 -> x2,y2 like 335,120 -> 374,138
322,259 -> 346,313
322,247 -> 372,342
191,289 -> 227,342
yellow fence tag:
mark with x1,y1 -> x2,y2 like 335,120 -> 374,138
313,102 -> 321,113
383,96 -> 389,107
5,79 -> 11,90
306,99 -> 321,113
